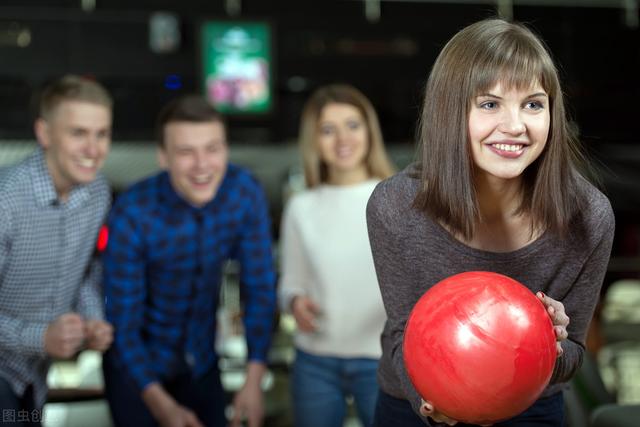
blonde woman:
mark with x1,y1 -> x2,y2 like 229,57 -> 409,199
279,84 -> 395,427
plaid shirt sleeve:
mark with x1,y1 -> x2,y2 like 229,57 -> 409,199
0,205 -> 48,357
103,199 -> 157,391
236,179 -> 277,363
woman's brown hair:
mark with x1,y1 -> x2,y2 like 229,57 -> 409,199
414,18 -> 587,239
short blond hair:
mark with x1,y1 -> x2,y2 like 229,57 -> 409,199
39,75 -> 112,120
299,84 -> 395,188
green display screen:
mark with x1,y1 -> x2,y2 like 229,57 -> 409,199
200,21 -> 272,115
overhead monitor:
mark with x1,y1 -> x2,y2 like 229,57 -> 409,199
200,20 -> 273,115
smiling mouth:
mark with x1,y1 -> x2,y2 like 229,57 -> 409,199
491,143 -> 524,152
191,174 -> 212,185
336,145 -> 356,158
76,158 -> 97,169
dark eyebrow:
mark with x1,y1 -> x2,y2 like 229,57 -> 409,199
476,92 -> 548,99
476,93 -> 502,99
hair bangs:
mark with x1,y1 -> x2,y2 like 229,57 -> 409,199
469,32 -> 557,101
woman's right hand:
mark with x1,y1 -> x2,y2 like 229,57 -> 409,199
419,399 -> 458,426
291,295 -> 320,333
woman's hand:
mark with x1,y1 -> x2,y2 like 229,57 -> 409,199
419,399 -> 458,426
536,292 -> 570,357
291,295 -> 321,333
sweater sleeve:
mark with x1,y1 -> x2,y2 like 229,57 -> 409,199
277,197 -> 314,313
366,181 -> 438,426
550,198 -> 615,384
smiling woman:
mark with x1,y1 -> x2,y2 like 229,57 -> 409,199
468,82 -> 550,191
277,84 -> 395,427
366,18 -> 615,427
315,102 -> 370,185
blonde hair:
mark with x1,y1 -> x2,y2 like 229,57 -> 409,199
299,84 -> 395,188
39,75 -> 112,120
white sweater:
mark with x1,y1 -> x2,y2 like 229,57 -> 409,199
278,180 -> 386,359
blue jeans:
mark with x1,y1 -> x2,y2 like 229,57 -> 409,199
0,377 -> 41,426
103,351 -> 227,427
292,349 -> 379,427
373,390 -> 564,426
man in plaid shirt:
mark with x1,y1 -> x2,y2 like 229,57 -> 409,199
0,75 -> 114,424
103,95 -> 277,427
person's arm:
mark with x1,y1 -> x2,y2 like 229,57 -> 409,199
366,181 -> 437,426
74,257 -> 105,321
236,180 -> 277,363
0,205 -> 88,359
74,256 -> 113,352
142,383 -> 204,427
230,361 -> 267,427
277,198 -> 320,331
233,179 -> 277,426
74,178 -> 111,321
0,206 -> 49,357
103,201 -> 157,391
548,205 -> 615,384
71,186 -> 113,351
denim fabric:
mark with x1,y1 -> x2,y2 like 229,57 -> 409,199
0,377 -> 41,427
292,349 -> 379,427
373,390 -> 564,427
103,352 -> 227,427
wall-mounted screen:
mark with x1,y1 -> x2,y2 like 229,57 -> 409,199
200,20 -> 273,115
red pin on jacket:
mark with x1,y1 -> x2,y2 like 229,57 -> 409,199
96,225 -> 109,252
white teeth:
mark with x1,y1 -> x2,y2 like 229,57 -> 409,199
77,158 -> 96,168
493,144 -> 523,152
193,175 -> 211,184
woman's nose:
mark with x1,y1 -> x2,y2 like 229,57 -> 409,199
499,109 -> 526,135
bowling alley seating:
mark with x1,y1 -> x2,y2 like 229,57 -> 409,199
590,403 -> 640,427
563,350 -> 615,426
601,279 -> 640,343
563,278 -> 640,427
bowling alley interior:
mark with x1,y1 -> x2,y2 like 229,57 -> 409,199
1,1 -> 639,426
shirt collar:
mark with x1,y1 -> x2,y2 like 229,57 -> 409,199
30,147 -> 91,209
158,171 -> 228,214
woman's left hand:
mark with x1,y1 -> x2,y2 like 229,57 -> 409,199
536,292 -> 570,357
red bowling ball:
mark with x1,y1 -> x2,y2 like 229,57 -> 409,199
403,271 -> 556,425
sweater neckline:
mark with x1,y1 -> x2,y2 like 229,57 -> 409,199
318,179 -> 379,192
429,217 -> 551,261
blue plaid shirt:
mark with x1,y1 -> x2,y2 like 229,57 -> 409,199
103,164 -> 277,392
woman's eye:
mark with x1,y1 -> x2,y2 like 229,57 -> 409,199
480,101 -> 497,110
347,120 -> 362,130
525,101 -> 544,110
319,126 -> 335,136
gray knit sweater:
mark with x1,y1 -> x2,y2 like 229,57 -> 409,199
366,167 -> 615,424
